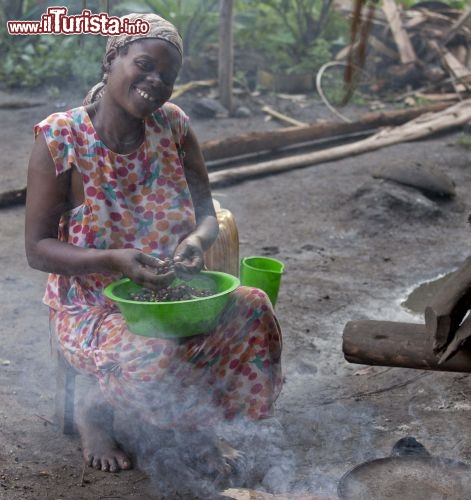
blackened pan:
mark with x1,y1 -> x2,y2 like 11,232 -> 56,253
337,437 -> 471,500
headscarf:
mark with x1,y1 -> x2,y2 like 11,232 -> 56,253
84,13 -> 183,105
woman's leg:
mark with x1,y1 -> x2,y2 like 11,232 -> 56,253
51,307 -> 132,472
51,286 -> 282,473
75,375 -> 132,472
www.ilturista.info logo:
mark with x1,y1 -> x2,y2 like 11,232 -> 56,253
7,7 -> 150,36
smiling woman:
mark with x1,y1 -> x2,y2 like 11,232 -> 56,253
24,11 -> 283,488
84,38 -> 182,154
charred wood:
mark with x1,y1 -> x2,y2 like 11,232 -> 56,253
425,255 -> 471,354
0,187 -> 26,208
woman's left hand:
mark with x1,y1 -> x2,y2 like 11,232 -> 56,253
173,235 -> 204,279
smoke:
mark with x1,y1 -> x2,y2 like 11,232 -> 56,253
113,412 -> 296,498
65,268 -> 463,499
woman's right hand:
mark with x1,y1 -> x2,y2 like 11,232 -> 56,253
112,249 -> 175,290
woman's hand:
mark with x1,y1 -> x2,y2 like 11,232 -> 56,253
112,249 -> 176,290
173,235 -> 204,280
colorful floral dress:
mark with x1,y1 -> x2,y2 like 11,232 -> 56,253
36,103 -> 283,428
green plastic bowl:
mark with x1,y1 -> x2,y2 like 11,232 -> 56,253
104,271 -> 240,338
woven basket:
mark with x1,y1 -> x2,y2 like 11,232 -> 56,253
204,200 -> 239,277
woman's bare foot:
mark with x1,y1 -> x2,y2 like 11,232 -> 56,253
76,379 -> 132,473
175,430 -> 243,478
216,437 -> 245,473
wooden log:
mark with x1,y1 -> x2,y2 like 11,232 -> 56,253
0,102 -> 461,209
201,103 -> 449,162
342,319 -> 471,373
0,187 -> 26,208
424,255 -> 471,354
208,98 -> 471,186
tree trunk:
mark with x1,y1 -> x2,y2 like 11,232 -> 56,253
218,0 -> 234,113
1,0 -> 24,21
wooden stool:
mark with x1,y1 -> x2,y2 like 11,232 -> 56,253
55,348 -> 77,435
55,202 -> 239,434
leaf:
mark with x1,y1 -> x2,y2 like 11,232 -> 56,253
23,43 -> 35,55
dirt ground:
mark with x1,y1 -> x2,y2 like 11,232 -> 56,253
1,85 -> 471,499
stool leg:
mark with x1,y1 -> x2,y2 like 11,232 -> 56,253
55,350 -> 76,435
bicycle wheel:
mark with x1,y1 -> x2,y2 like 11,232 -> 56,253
316,61 -> 374,122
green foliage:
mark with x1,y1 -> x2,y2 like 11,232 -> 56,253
234,0 -> 347,75
403,0 -> 467,8
2,0 -> 466,90
0,0 -> 365,89
0,31 -> 104,90
0,1 -> 105,90
455,131 -> 471,149
115,0 -> 220,58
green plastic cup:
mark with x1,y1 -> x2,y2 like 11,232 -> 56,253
240,256 -> 284,306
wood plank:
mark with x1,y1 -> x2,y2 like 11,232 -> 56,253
382,0 -> 416,64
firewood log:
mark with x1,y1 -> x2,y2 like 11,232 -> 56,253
0,187 -> 26,208
343,319 -> 471,372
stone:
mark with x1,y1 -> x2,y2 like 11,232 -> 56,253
233,106 -> 252,118
350,179 -> 442,222
191,97 -> 229,119
372,162 -> 456,198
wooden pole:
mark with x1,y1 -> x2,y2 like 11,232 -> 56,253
100,0 -> 110,14
218,0 -> 234,114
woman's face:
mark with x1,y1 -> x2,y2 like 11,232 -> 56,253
105,38 -> 182,118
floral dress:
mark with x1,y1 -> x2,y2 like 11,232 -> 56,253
36,103 -> 283,428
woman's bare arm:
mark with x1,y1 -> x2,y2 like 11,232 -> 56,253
25,133 -> 173,289
181,126 -> 219,251
172,125 -> 219,275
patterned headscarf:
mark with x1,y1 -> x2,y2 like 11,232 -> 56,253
84,13 -> 183,105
